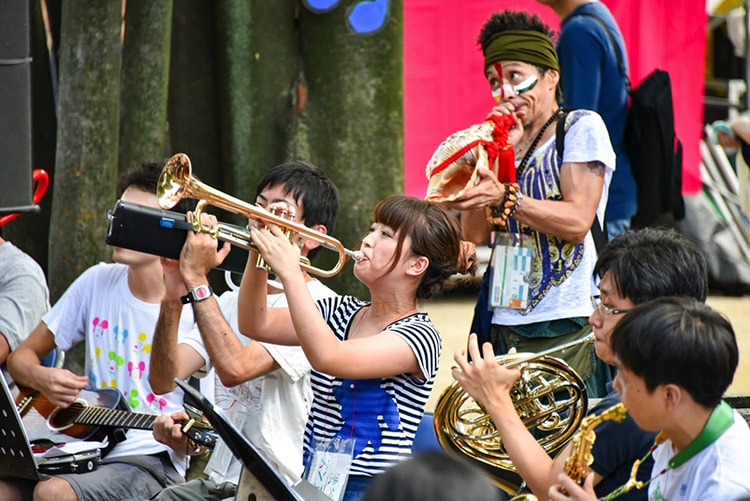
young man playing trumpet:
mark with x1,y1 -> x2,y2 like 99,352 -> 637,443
551,297 -> 750,500
148,162 -> 340,500
452,228 -> 709,500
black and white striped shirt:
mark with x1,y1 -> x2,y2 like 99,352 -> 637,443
303,295 -> 441,478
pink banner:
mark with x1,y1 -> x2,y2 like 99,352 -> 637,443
404,0 -> 706,197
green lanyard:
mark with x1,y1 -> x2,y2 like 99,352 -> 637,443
601,401 -> 735,500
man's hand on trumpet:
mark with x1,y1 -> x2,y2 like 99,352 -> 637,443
179,211 -> 231,289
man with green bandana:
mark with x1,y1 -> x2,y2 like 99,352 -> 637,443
440,9 -> 614,398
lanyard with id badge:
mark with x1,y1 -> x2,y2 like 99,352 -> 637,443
489,230 -> 535,311
485,94 -> 563,312
304,435 -> 355,501
303,377 -> 358,501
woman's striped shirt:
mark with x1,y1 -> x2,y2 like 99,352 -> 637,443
302,295 -> 441,478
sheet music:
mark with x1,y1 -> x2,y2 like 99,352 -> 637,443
35,439 -> 108,460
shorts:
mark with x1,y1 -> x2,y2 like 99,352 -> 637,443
150,478 -> 237,501
48,452 -> 184,501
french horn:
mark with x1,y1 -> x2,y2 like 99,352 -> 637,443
433,334 -> 592,497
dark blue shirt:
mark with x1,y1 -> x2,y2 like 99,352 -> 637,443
559,3 -> 638,222
588,384 -> 656,500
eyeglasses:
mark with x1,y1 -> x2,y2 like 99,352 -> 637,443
590,295 -> 632,316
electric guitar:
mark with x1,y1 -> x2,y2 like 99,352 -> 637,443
16,386 -> 219,451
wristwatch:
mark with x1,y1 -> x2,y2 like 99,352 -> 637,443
180,284 -> 213,305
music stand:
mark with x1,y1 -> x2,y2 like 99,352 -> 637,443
0,375 -> 43,480
173,378 -> 330,501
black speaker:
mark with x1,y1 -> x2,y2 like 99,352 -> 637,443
105,200 -> 249,274
0,1 -> 35,216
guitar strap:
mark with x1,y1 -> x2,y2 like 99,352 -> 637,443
182,376 -> 205,418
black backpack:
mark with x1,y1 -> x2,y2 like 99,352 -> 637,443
626,69 -> 685,227
573,13 -> 685,228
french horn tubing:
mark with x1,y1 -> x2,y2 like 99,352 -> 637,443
433,333 -> 593,496
157,153 -> 362,278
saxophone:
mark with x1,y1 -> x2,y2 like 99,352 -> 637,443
508,402 -> 628,501
563,402 -> 628,484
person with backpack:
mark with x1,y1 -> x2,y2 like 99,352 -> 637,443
441,9 -> 615,398
537,0 -> 636,240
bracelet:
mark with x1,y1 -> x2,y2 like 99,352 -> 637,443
485,182 -> 522,227
508,189 -> 523,219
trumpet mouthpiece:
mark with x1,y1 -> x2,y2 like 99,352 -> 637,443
349,250 -> 364,262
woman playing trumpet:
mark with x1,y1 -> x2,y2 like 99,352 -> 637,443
438,9 -> 616,397
238,196 -> 476,500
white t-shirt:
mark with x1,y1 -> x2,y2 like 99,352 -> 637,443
180,280 -> 337,484
43,263 -> 195,475
493,110 -> 615,325
648,410 -> 750,500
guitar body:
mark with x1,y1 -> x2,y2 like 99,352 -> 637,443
16,387 -> 127,444
15,386 -> 218,455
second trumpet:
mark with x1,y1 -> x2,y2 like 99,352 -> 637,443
157,153 -> 362,278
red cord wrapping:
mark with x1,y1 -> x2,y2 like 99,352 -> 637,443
484,114 -> 516,183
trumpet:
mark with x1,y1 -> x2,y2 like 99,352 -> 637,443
157,153 -> 363,278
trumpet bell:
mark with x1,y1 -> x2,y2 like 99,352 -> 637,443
157,153 -> 193,210
434,354 -> 588,496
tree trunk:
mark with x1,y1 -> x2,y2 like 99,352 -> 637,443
49,2 -> 122,301
215,0 -> 298,203
118,0 -> 173,175
168,1 -> 222,190
297,0 -> 404,296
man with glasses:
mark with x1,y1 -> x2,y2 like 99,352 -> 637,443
452,227 -> 708,500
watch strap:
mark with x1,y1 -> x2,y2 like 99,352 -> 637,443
180,284 -> 213,304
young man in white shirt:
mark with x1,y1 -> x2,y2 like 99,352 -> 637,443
5,162 -> 196,501
149,162 -> 340,500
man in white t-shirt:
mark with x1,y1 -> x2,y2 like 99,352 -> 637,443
4,162 -> 197,501
149,162 -> 340,501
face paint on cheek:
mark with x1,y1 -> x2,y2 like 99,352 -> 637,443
514,75 -> 539,95
492,63 -> 505,103
491,67 -> 539,103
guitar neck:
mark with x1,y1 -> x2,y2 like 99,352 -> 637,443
17,386 -> 216,449
73,406 -> 157,431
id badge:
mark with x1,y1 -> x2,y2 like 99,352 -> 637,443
489,232 -> 535,310
304,436 -> 355,501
